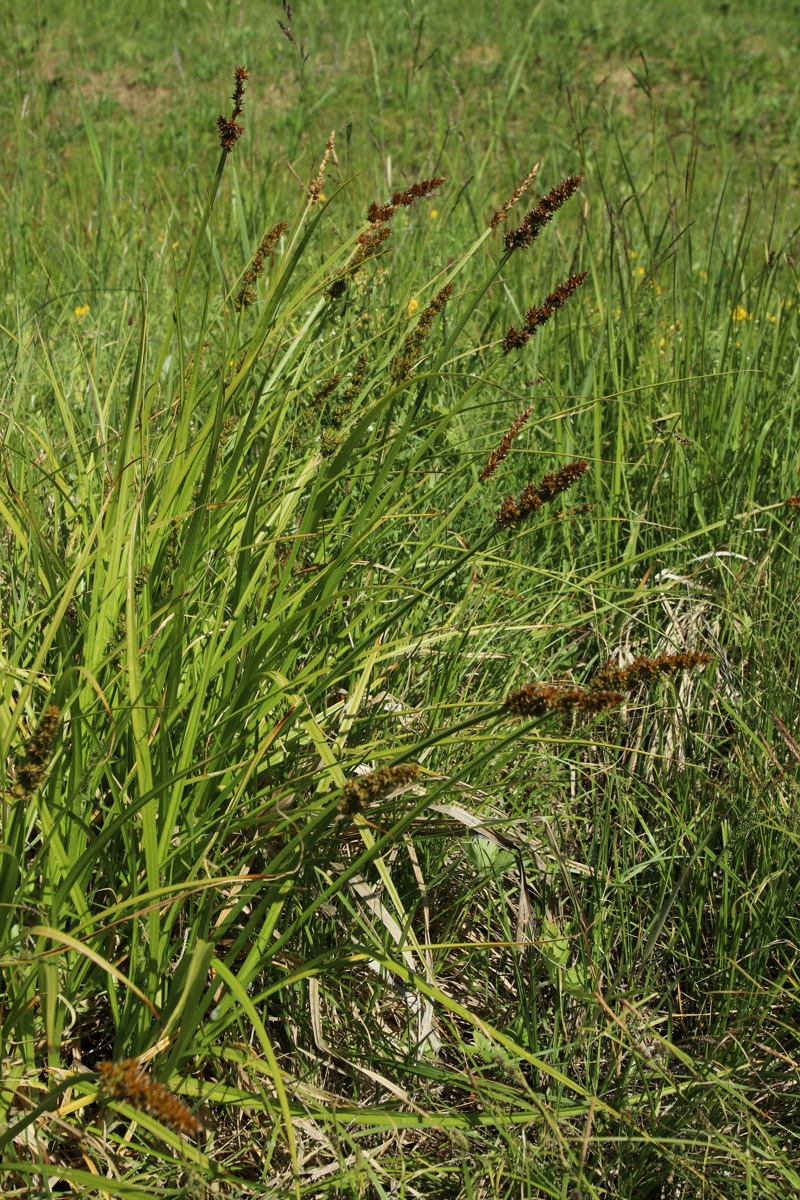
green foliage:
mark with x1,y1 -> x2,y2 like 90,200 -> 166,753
2,1 -> 800,1196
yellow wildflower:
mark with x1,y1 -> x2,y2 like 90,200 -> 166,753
731,305 -> 749,322
407,297 -> 419,317
429,209 -> 439,219
629,249 -> 638,258
74,304 -> 90,318
637,266 -> 645,276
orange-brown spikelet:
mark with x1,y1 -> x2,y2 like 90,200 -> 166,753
503,272 -> 588,353
11,704 -> 60,799
590,651 -> 711,692
504,174 -> 583,253
504,684 -> 624,718
489,164 -> 539,230
235,221 -> 288,310
367,177 -> 446,224
339,223 -> 392,281
339,764 -> 422,818
787,494 -> 800,509
217,65 -> 249,151
496,460 -> 588,529
480,406 -> 534,481
97,1060 -> 201,1137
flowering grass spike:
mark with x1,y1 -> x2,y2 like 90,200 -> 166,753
97,1060 -> 201,1137
495,460 -> 589,529
339,764 -> 422,817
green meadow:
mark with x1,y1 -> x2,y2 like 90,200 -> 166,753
2,0 -> 800,1195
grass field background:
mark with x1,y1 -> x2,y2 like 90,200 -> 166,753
2,1 -> 800,1196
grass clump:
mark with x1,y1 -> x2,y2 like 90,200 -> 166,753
1,6 -> 800,1196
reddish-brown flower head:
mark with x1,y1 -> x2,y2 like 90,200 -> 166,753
503,272 -> 588,354
495,460 -> 589,529
589,651 -> 711,693
97,1060 -> 201,1137
504,174 -> 583,253
217,65 -> 249,151
504,684 -> 624,718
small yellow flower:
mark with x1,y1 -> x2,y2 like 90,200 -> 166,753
698,269 -> 708,279
767,314 -> 777,323
172,239 -> 179,248
74,304 -> 90,318
637,266 -> 645,276
629,249 -> 638,259
318,192 -> 327,203
731,305 -> 749,322
407,297 -> 419,317
429,209 -> 438,219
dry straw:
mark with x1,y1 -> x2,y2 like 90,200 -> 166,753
309,130 -> 337,205
489,163 -> 539,230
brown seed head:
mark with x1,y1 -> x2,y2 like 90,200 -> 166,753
787,493 -> 800,509
495,460 -> 589,529
339,764 -> 422,817
504,174 -> 583,253
504,272 -> 588,354
480,406 -> 534,481
590,650 -> 711,693
367,176 -> 446,225
12,704 -> 61,798
217,66 -> 249,151
504,684 -> 624,718
97,1060 -> 201,1137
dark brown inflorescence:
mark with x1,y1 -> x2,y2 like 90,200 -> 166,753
495,459 -> 589,529
97,1060 -> 201,1137
489,165 -> 539,230
367,177 -> 446,224
589,650 -> 711,693
329,178 -> 445,297
787,494 -> 800,509
502,272 -> 588,354
339,764 -> 422,817
235,221 -> 288,310
480,406 -> 534,481
391,283 -> 454,380
217,65 -> 249,152
504,173 -> 583,253
504,684 -> 624,718
11,704 -> 61,799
